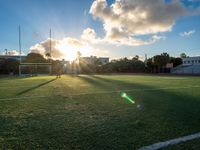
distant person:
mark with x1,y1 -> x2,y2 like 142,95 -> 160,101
56,63 -> 62,78
56,69 -> 61,78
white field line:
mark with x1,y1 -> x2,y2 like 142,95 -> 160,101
0,85 -> 38,89
0,96 -> 47,101
138,132 -> 200,150
0,84 -> 89,89
155,77 -> 186,79
0,85 -> 200,102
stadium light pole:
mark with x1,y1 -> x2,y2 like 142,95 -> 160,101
18,25 -> 22,76
145,54 -> 147,67
49,29 -> 52,74
49,29 -> 51,57
19,25 -> 22,63
5,49 -> 8,55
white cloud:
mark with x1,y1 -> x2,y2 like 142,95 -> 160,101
63,37 -> 83,47
105,35 -> 166,46
29,0 -> 200,59
30,39 -> 65,59
29,29 -> 95,60
180,30 -> 195,37
1,50 -> 21,56
89,0 -> 198,46
81,28 -> 96,41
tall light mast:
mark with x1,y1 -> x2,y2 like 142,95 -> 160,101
50,29 -> 51,59
19,25 -> 22,63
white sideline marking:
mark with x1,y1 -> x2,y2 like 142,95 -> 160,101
0,96 -> 47,101
138,132 -> 200,150
0,85 -> 200,102
156,77 -> 186,80
0,85 -> 37,89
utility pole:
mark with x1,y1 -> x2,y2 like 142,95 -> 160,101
145,54 -> 147,61
145,54 -> 147,67
5,49 -> 8,55
49,29 -> 52,74
18,25 -> 22,76
50,29 -> 51,58
19,25 -> 22,63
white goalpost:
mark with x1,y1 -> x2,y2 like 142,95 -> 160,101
19,63 -> 52,76
18,26 -> 52,76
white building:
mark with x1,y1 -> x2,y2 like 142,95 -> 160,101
171,56 -> 200,74
82,56 -> 109,65
182,57 -> 200,66
98,57 -> 109,65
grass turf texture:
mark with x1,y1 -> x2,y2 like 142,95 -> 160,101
0,75 -> 200,149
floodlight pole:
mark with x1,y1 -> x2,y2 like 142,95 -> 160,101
19,25 -> 22,76
19,26 -> 22,63
145,54 -> 147,67
5,49 -> 8,55
49,29 -> 51,56
49,29 -> 52,74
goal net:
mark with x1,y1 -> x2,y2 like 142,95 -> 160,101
19,63 -> 52,76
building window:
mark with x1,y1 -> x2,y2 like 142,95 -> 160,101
183,61 -> 186,64
195,60 -> 198,63
192,60 -> 194,63
199,60 -> 200,63
188,61 -> 190,63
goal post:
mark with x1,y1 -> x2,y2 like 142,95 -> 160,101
19,63 -> 52,76
17,26 -> 53,76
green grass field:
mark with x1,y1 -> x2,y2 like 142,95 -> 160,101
0,75 -> 200,149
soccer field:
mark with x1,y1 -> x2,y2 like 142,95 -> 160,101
0,75 -> 200,149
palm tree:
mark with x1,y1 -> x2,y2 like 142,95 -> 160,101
45,52 -> 51,63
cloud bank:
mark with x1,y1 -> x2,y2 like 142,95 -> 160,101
29,0 -> 200,59
30,29 -> 95,60
30,39 -> 64,59
2,50 -> 20,56
89,0 -> 197,45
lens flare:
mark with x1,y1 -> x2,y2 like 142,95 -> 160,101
120,92 -> 135,104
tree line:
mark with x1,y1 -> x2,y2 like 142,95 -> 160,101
0,52 -> 186,75
96,53 -> 183,74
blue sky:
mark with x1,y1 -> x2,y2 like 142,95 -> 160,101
0,0 -> 200,60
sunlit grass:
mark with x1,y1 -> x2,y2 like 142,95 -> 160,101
0,75 -> 200,149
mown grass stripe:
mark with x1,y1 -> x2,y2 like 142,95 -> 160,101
0,85 -> 200,101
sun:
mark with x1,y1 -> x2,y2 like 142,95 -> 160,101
56,41 -> 92,61
63,48 -> 77,62
56,43 -> 77,61
64,52 -> 77,61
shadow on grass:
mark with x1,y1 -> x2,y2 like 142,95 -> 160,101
77,75 -> 109,87
16,78 -> 57,95
73,75 -> 200,148
1,75 -> 200,149
77,75 -> 151,91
